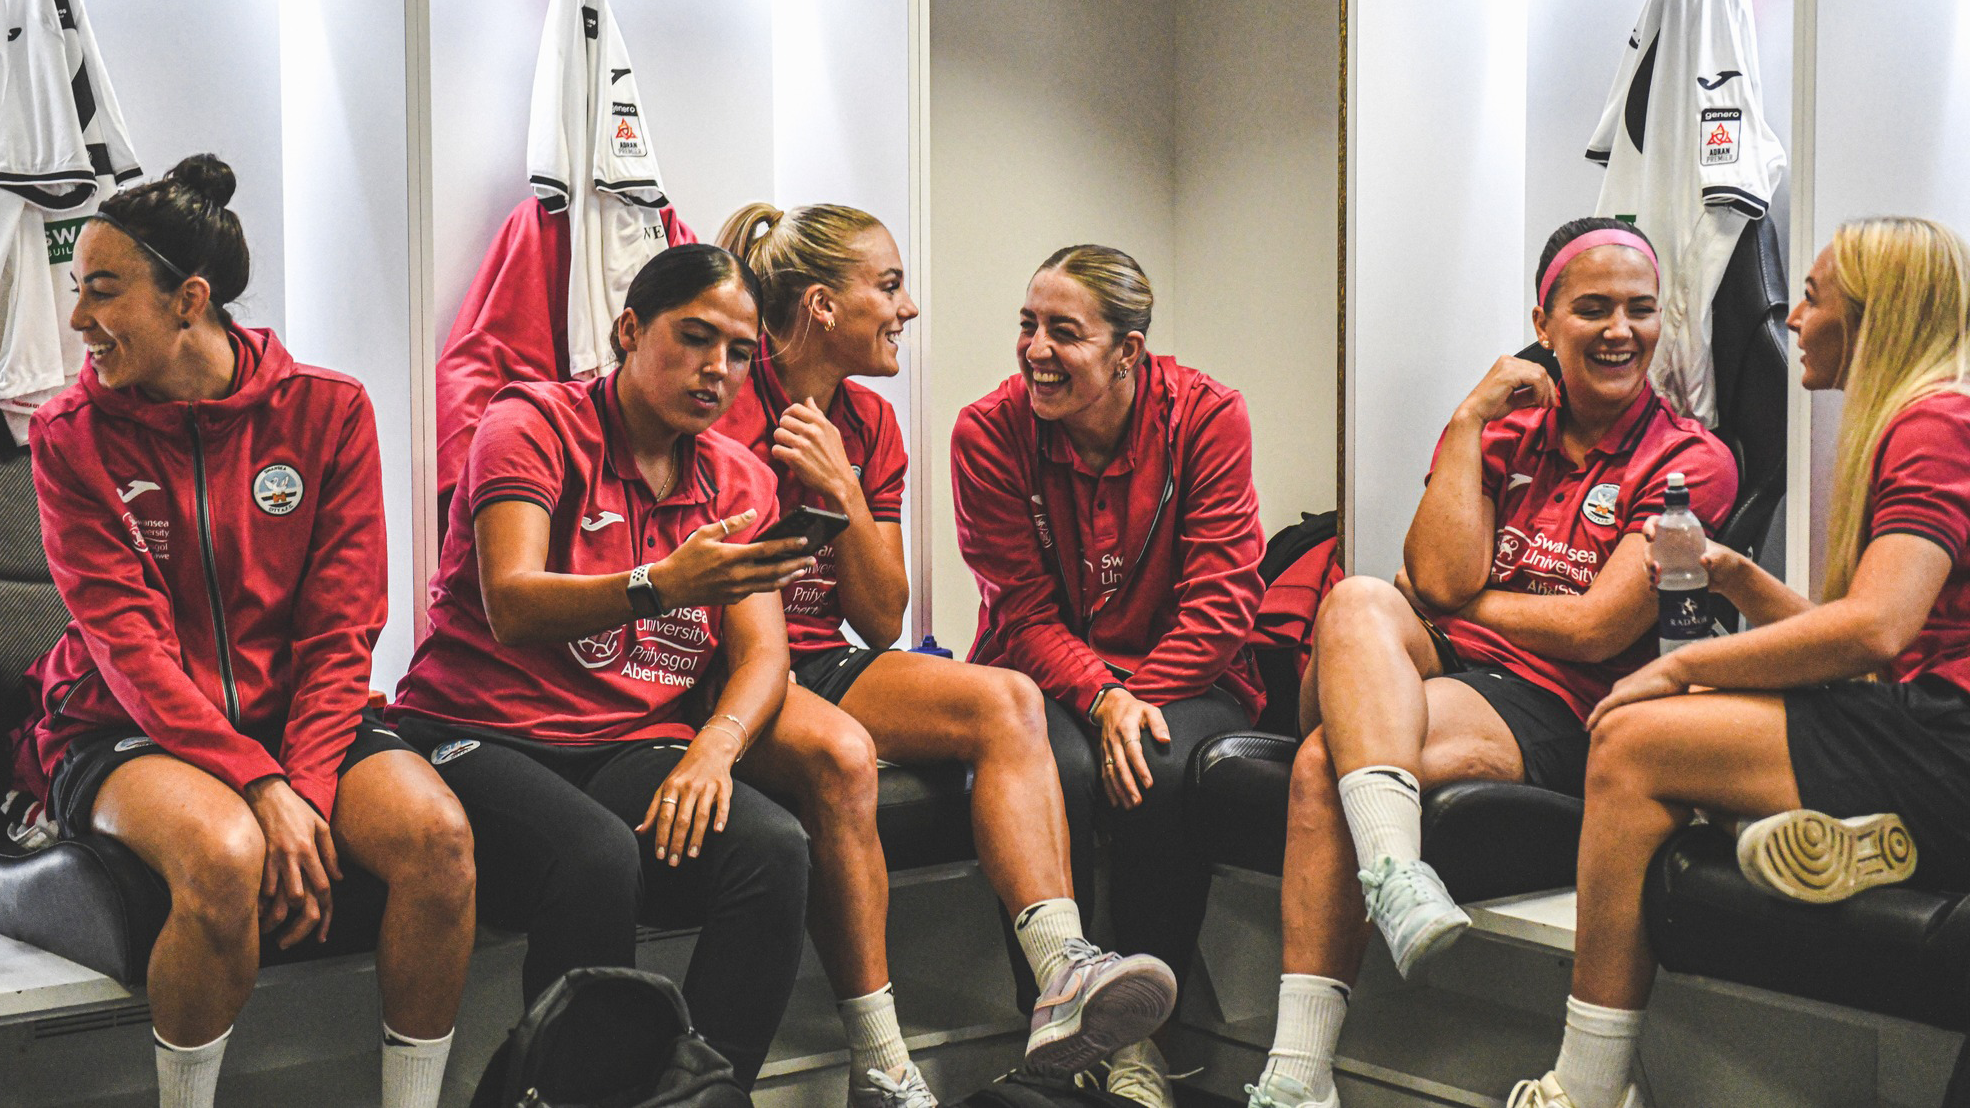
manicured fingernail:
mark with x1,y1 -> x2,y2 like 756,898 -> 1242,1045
688,847 -> 699,857
654,848 -> 665,859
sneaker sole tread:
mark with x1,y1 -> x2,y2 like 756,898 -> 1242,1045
1739,810 -> 1916,904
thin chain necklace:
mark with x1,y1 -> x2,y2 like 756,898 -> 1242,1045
651,440 -> 681,501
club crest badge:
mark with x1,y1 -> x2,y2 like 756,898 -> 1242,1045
253,464 -> 304,516
570,627 -> 626,669
1582,482 -> 1621,527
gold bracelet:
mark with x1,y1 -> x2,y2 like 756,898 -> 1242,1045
699,717 -> 751,761
712,712 -> 752,745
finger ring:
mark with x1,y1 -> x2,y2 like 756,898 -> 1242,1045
660,797 -> 679,807
1103,758 -> 1115,769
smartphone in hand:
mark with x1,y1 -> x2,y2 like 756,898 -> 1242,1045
753,505 -> 851,556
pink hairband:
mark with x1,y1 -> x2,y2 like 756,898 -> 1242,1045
1537,228 -> 1659,306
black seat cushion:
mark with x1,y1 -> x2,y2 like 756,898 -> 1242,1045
873,760 -> 975,871
1186,732 -> 1584,902
1644,823 -> 1970,1030
0,832 -> 389,984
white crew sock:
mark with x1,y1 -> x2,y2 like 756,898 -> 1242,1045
840,983 -> 910,1084
1553,995 -> 1644,1108
155,1026 -> 229,1108
1337,766 -> 1423,866
1014,897 -> 1084,988
381,1022 -> 454,1108
1260,974 -> 1350,1098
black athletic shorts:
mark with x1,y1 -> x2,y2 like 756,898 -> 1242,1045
1421,615 -> 1590,795
791,644 -> 890,705
1788,674 -> 1970,892
47,709 -> 411,836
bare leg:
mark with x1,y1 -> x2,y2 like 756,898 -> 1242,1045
1311,577 -> 1451,775
1573,694 -> 1800,1009
1280,678 -> 1525,980
741,685 -> 889,997
92,758 -> 265,1046
839,653 -> 1071,911
330,751 -> 477,1038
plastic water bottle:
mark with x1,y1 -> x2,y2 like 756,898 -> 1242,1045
911,634 -> 954,658
1654,472 -> 1710,655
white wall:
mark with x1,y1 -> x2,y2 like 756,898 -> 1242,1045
277,0 -> 418,688
924,0 -> 1181,650
1347,1 -> 1528,577
1169,0 -> 1340,529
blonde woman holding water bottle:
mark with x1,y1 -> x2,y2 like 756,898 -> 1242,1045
1508,216 -> 1970,1108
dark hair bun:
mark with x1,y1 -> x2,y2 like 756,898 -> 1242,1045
165,154 -> 236,209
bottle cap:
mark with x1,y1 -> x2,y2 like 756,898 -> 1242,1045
1666,472 -> 1686,489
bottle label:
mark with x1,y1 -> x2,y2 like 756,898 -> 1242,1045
1658,587 -> 1709,654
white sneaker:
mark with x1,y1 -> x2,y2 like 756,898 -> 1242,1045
1105,1041 -> 1175,1108
1358,856 -> 1469,978
1506,1072 -> 1645,1108
849,1061 -> 938,1108
1736,809 -> 1917,904
1245,1070 -> 1338,1108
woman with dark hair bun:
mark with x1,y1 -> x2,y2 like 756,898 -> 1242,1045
1242,218 -> 1737,1108
389,242 -> 817,1088
13,155 -> 476,1108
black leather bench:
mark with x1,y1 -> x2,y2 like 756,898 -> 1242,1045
0,430 -> 979,987
1186,732 -> 1586,901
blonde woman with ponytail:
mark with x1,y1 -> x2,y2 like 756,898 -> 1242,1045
1506,216 -> 1970,1108
711,204 -> 1176,1108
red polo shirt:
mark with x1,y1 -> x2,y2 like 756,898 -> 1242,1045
1430,386 -> 1737,721
391,375 -> 779,744
1868,391 -> 1970,694
713,346 -> 906,654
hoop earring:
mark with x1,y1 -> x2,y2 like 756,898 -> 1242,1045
824,318 -> 836,333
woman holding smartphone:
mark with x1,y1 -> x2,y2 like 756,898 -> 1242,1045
389,244 -> 814,1088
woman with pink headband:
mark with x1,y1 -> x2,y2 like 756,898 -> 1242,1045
1242,218 -> 1737,1108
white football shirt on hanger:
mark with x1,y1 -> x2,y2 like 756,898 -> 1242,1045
0,0 -> 140,442
526,0 -> 673,382
1587,0 -> 1785,427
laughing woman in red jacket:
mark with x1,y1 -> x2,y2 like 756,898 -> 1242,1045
952,245 -> 1268,1102
12,157 -> 473,1108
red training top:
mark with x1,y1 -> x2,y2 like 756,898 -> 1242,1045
13,327 -> 386,818
952,355 -> 1267,722
392,375 -> 778,745
1867,390 -> 1970,693
713,344 -> 907,654
1430,385 -> 1737,721
435,199 -> 695,508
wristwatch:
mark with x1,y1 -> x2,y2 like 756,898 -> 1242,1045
626,563 -> 667,618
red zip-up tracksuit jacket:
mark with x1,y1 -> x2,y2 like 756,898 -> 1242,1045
12,326 -> 387,819
952,354 -> 1267,722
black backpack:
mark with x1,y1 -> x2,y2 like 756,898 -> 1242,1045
469,967 -> 752,1108
1257,511 -> 1338,585
953,1070 -> 1141,1108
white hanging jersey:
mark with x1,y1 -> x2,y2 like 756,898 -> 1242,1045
1587,0 -> 1784,427
527,0 -> 673,382
0,0 -> 138,441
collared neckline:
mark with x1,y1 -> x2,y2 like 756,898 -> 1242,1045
1533,384 -> 1660,462
1040,358 -> 1155,477
597,373 -> 707,506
